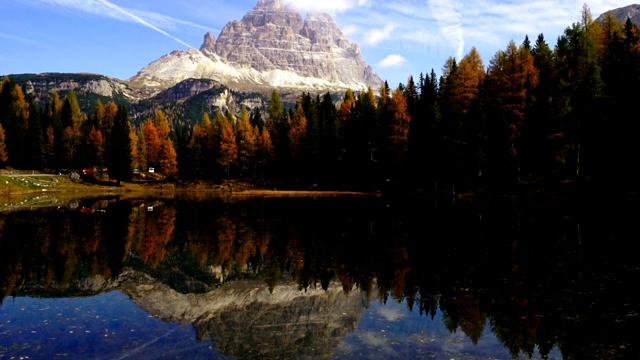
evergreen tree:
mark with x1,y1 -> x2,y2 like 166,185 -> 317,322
318,92 -> 339,171
529,33 -> 558,177
0,82 -> 30,168
250,107 -> 263,131
26,94 -> 44,169
106,105 -> 133,186
556,22 -> 604,178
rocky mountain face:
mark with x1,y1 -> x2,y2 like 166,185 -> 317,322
129,0 -> 381,97
596,4 -> 640,25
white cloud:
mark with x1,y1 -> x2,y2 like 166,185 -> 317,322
377,54 -> 406,68
365,24 -> 395,46
341,24 -> 359,38
282,0 -> 364,14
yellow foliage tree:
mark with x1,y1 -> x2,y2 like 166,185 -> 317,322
154,109 -> 170,141
450,47 -> 486,117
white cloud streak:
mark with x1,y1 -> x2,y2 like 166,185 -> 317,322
37,0 -> 193,48
128,9 -> 216,33
377,54 -> 407,68
0,32 -> 44,46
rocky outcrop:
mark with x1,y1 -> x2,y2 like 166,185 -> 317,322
128,0 -> 381,97
16,73 -> 136,102
154,78 -> 218,103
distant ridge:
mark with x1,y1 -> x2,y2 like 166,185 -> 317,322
595,3 -> 640,25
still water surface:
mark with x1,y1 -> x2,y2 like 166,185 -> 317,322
0,194 -> 637,359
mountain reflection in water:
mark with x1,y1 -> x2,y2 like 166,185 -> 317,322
0,195 -> 638,359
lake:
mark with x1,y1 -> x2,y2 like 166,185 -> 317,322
1,193 -> 638,359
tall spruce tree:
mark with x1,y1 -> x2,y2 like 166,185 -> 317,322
107,105 -> 133,186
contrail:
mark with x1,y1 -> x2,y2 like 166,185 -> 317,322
94,0 -> 192,48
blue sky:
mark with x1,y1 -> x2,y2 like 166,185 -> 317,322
0,0 -> 634,89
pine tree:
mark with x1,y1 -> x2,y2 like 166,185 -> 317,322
250,107 -> 263,131
556,22 -> 603,177
4,83 -> 30,168
106,105 -> 133,186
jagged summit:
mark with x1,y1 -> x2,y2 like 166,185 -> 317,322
128,0 -> 381,97
256,0 -> 283,10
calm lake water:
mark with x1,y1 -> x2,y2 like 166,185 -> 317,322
0,193 -> 638,359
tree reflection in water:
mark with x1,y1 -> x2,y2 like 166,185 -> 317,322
1,195 -> 638,359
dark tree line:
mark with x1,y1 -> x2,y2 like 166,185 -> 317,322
2,7 -> 640,194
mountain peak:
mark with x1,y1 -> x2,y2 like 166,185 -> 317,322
129,1 -> 381,96
256,0 -> 282,10
199,32 -> 216,56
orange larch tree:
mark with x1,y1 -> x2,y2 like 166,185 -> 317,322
143,119 -> 161,169
387,88 -> 412,165
235,107 -> 256,177
487,40 -> 539,149
159,137 -> 178,177
0,123 -> 8,166
218,116 -> 237,179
